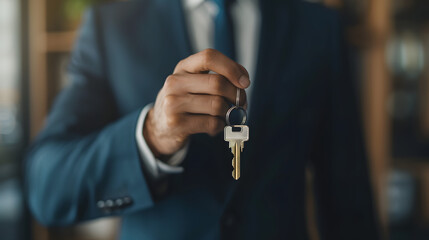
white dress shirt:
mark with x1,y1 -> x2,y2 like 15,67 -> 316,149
135,0 -> 261,179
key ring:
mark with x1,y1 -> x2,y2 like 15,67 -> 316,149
226,106 -> 247,125
226,88 -> 247,126
235,88 -> 240,106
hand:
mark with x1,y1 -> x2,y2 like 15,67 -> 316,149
143,49 -> 250,158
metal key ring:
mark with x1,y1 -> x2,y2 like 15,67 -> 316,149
226,87 -> 247,125
235,88 -> 240,106
226,106 -> 247,126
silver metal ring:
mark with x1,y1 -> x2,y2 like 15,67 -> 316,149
226,106 -> 247,126
235,88 -> 240,106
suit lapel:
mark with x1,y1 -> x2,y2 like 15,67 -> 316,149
245,0 -> 294,168
224,0 -> 295,205
155,0 -> 194,62
249,0 -> 293,126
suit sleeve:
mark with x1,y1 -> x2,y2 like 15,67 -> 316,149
311,12 -> 380,240
25,8 -> 154,226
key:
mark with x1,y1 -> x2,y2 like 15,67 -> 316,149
224,125 -> 249,180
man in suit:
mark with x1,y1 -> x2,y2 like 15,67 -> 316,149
25,0 -> 380,239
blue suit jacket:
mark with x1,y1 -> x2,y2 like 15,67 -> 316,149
26,0 -> 379,239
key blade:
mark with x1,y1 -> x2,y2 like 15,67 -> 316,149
232,142 -> 240,180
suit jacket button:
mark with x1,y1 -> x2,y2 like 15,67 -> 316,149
115,198 -> 124,207
97,201 -> 105,209
105,199 -> 114,208
123,197 -> 133,206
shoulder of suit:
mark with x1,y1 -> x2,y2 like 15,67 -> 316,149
91,0 -> 156,22
83,0 -> 161,35
297,0 -> 340,16
293,0 -> 341,25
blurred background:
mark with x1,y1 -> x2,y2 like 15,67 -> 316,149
1,0 -> 429,239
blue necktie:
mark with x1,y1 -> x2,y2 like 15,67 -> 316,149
213,0 -> 236,60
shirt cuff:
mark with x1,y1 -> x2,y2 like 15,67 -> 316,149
135,104 -> 186,179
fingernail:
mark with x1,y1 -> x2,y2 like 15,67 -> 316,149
239,76 -> 250,88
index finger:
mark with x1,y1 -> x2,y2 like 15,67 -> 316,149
174,49 -> 251,89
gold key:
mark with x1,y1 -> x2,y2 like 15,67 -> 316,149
224,125 -> 249,180
224,88 -> 249,180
